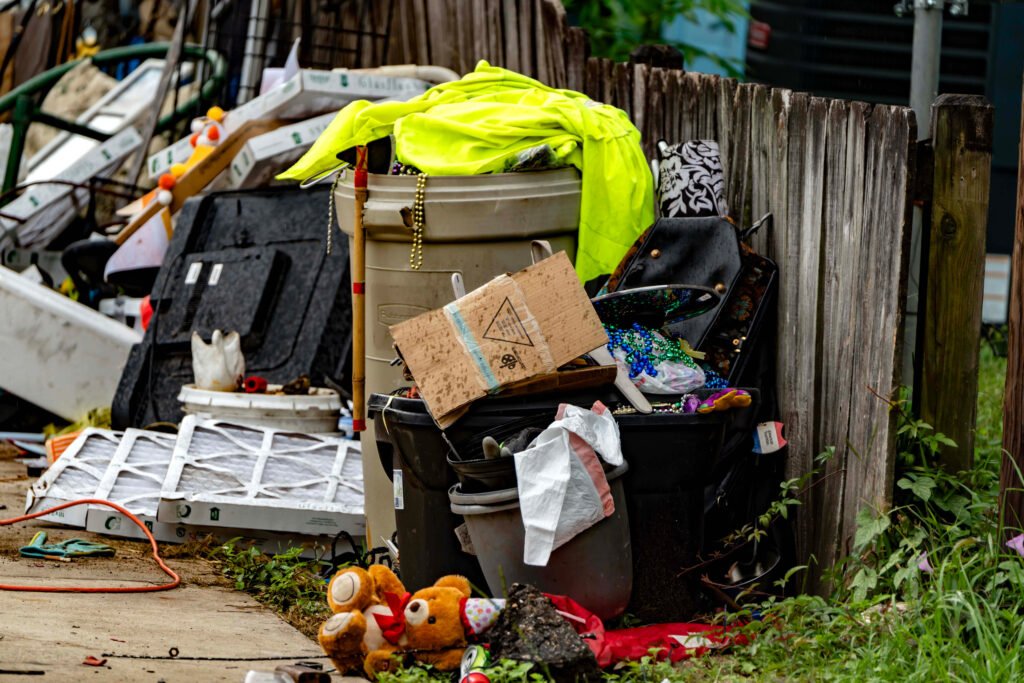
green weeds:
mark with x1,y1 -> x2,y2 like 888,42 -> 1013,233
384,345 -> 1017,682
206,540 -> 332,638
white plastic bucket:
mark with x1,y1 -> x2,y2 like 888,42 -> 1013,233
177,384 -> 342,433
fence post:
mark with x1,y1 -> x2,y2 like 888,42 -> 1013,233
919,94 -> 992,472
1001,83 -> 1024,532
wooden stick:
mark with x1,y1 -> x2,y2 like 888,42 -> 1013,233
114,119 -> 284,245
352,146 -> 368,432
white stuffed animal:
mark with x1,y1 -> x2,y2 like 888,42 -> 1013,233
191,330 -> 245,391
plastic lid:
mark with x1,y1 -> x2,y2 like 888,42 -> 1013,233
177,384 -> 342,412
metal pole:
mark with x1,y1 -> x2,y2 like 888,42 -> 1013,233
910,0 -> 944,141
904,0 -> 945,390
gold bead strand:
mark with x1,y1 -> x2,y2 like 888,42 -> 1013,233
326,169 -> 343,255
410,173 -> 427,270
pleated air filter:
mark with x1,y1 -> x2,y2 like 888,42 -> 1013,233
25,429 -> 124,526
157,416 -> 365,536
85,427 -> 344,555
85,429 -> 177,540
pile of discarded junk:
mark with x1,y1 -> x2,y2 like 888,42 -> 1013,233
1,33 -> 791,681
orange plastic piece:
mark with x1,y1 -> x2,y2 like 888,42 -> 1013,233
45,432 -> 81,464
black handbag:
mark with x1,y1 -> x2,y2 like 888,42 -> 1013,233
700,246 -> 778,385
604,215 -> 744,347
604,214 -> 777,386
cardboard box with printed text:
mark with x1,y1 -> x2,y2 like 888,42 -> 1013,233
390,252 -> 608,427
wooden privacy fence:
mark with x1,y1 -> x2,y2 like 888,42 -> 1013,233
361,0 -> 990,583
1002,82 -> 1024,534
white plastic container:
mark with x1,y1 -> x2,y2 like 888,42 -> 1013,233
177,384 -> 342,433
0,267 -> 142,421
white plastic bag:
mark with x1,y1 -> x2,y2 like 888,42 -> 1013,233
513,402 -> 622,566
611,344 -> 705,395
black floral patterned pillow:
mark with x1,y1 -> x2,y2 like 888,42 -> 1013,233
656,140 -> 728,218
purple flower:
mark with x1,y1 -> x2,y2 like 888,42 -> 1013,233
917,552 -> 934,574
1006,533 -> 1024,558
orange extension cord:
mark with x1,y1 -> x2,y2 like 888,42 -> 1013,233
0,499 -> 181,593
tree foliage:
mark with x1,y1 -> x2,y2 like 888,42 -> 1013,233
563,0 -> 749,75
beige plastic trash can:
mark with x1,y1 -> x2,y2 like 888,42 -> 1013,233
335,168 -> 582,546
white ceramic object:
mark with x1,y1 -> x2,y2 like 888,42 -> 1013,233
190,329 -> 245,391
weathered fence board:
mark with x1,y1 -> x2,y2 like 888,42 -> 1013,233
920,96 -> 993,472
368,0 -> 994,584
1002,85 -> 1024,534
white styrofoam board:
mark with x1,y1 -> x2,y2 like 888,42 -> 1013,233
25,429 -> 123,526
147,69 -> 430,178
157,417 -> 365,536
0,265 -> 142,421
227,112 -> 335,188
983,253 -> 1011,325
0,127 -> 143,249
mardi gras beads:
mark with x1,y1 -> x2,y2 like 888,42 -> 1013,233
606,323 -> 695,379
701,365 -> 729,389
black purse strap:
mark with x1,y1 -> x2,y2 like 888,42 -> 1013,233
740,213 -> 773,242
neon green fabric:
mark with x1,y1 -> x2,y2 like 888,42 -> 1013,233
279,61 -> 653,282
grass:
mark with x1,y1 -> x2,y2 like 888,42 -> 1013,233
208,343 -> 1016,681
197,538 -> 333,639
380,343 -> 1017,682
671,342 -> 1016,682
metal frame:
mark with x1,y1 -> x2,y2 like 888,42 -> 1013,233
0,43 -> 227,195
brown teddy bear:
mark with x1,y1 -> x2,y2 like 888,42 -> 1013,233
319,565 -> 503,678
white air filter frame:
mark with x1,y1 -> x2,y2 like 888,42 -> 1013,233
157,417 -> 364,536
25,428 -> 123,526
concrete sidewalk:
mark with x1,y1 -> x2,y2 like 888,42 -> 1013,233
0,456 -> 358,682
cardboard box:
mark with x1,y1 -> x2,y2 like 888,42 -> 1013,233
0,127 -> 142,249
227,112 -> 335,188
390,252 -> 608,427
147,69 -> 429,179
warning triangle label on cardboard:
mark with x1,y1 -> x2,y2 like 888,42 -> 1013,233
483,297 -> 534,347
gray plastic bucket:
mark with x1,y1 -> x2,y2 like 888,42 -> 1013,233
449,463 -> 632,620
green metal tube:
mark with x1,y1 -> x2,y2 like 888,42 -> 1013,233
2,95 -> 31,195
0,43 -> 226,116
0,43 -> 226,196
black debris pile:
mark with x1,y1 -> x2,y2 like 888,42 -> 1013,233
486,583 -> 601,682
